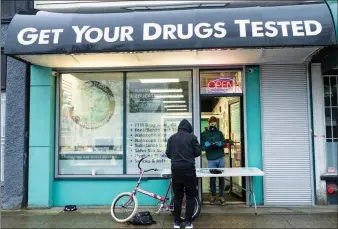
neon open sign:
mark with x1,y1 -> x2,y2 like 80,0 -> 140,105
207,78 -> 235,91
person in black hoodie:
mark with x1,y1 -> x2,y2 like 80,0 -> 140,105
166,119 -> 201,229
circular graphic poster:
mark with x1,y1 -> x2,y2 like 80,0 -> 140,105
69,81 -> 115,129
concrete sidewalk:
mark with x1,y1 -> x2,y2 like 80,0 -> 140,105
1,205 -> 337,228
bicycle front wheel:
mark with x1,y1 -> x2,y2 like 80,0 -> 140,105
111,192 -> 138,223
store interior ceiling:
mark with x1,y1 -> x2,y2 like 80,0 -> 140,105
16,47 -> 322,69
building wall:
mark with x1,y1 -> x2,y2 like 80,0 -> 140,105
1,23 -> 29,209
311,63 -> 328,205
245,66 -> 263,205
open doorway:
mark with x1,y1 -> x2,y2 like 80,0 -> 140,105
200,94 -> 245,204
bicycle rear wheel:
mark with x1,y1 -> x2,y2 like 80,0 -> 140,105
171,197 -> 201,221
111,192 -> 138,223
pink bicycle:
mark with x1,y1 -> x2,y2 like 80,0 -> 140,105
110,156 -> 201,223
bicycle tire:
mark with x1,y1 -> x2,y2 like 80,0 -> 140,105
111,192 -> 138,223
171,197 -> 202,221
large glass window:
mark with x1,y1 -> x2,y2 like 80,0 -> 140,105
59,73 -> 124,175
58,70 -> 193,176
126,71 -> 192,174
324,75 -> 337,173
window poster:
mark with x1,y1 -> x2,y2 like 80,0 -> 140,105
128,81 -> 190,113
230,102 -> 241,143
126,71 -> 192,174
59,73 -> 124,175
58,71 -> 192,176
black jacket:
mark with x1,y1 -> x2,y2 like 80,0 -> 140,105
165,119 -> 201,170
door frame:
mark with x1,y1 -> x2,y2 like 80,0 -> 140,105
197,68 -> 247,203
228,97 -> 246,201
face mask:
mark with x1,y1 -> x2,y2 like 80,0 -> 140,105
209,126 -> 216,131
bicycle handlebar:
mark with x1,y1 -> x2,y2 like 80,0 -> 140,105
144,168 -> 158,173
138,155 -> 149,170
137,156 -> 160,173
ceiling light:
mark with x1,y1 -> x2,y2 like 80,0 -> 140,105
154,95 -> 184,99
162,100 -> 186,104
164,105 -> 187,108
166,108 -> 188,111
147,4 -> 199,10
140,78 -> 180,83
150,89 -> 183,93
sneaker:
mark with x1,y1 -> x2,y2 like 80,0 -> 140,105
173,221 -> 181,228
219,197 -> 226,206
209,196 -> 217,205
185,221 -> 193,229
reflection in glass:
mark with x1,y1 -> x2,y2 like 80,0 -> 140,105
332,108 -> 337,139
126,71 -> 193,174
324,75 -> 338,173
326,140 -> 338,173
325,107 -> 332,139
59,73 -> 124,175
324,77 -> 330,106
331,77 -> 337,106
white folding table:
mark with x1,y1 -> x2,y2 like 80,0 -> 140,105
161,167 -> 264,214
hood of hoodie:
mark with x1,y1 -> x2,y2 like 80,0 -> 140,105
178,119 -> 193,133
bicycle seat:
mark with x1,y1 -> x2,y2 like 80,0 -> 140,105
162,174 -> 172,179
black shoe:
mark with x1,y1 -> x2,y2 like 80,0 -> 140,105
185,221 -> 193,229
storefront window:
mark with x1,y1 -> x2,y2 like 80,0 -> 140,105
200,71 -> 242,95
58,73 -> 124,175
324,75 -> 338,173
126,71 -> 192,174
58,71 -> 193,176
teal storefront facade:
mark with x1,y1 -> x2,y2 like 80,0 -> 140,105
28,65 -> 263,207
3,0 -> 337,208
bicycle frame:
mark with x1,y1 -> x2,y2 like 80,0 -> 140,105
132,170 -> 172,209
117,156 -> 196,220
127,169 -> 174,214
139,171 -> 171,200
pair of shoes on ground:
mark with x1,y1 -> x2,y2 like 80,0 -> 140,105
174,221 -> 193,228
210,196 -> 226,206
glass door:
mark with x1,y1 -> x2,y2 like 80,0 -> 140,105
229,98 -> 243,198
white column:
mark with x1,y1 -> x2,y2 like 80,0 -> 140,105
311,63 -> 327,205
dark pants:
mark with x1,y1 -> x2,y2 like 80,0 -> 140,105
172,168 -> 197,222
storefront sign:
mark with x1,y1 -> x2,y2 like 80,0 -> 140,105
4,2 -> 336,55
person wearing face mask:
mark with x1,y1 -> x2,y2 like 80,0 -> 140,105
201,116 -> 232,205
